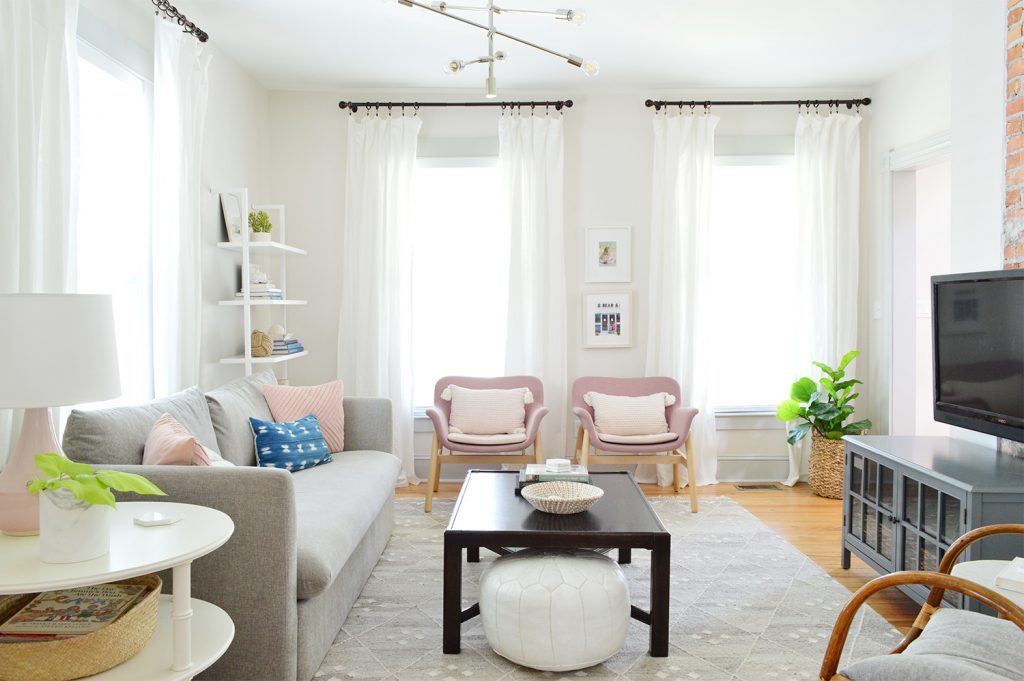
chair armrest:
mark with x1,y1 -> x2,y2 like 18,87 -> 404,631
343,396 -> 393,452
425,406 -> 448,439
572,407 -> 599,441
668,407 -> 699,437
99,464 -> 298,681
937,524 -> 1024,574
817,571 -> 1024,681
523,405 -> 549,441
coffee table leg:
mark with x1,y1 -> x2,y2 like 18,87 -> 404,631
467,546 -> 480,563
443,533 -> 462,654
171,562 -> 193,671
618,548 -> 632,564
649,536 -> 670,656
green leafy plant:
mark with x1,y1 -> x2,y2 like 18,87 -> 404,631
776,350 -> 873,445
26,453 -> 165,508
248,210 -> 272,234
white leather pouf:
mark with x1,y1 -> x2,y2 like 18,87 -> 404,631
479,548 -> 631,671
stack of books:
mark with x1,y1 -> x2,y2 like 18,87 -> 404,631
516,463 -> 591,495
0,584 -> 150,644
236,283 -> 283,300
273,337 -> 305,355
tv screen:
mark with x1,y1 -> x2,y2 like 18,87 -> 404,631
932,270 -> 1024,442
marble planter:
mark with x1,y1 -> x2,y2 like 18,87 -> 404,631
39,488 -> 111,563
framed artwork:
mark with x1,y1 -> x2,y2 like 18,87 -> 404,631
585,226 -> 631,283
583,291 -> 632,348
220,188 -> 248,243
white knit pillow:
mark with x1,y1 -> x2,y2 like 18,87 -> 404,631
583,391 -> 675,437
443,385 -> 534,435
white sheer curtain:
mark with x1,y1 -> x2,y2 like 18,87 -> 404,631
643,113 -> 719,487
499,113 -> 568,457
0,0 -> 79,466
794,111 -> 862,368
339,113 -> 422,485
151,16 -> 209,397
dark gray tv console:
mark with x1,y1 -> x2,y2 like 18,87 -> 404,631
842,435 -> 1024,610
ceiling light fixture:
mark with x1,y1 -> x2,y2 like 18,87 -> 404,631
396,0 -> 597,99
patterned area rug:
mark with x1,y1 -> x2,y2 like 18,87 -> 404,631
314,497 -> 901,681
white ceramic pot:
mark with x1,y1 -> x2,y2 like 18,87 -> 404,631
39,488 -> 111,564
251,232 -> 271,242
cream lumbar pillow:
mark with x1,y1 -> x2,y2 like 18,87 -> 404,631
442,385 -> 533,435
583,392 -> 675,437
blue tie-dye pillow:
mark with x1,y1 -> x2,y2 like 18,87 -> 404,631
249,414 -> 333,472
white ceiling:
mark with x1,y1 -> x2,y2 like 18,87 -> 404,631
184,0 -> 953,92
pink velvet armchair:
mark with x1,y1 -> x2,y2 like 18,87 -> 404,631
424,375 -> 549,512
572,376 -> 699,511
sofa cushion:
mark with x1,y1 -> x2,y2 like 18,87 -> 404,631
250,414 -> 332,472
291,451 -> 401,599
841,609 -> 1024,681
63,387 -> 218,466
264,380 -> 345,452
205,370 -> 277,466
143,413 -> 214,466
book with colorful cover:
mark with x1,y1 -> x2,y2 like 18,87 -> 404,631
0,584 -> 146,636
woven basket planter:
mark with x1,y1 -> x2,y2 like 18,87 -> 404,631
0,573 -> 161,681
809,431 -> 846,499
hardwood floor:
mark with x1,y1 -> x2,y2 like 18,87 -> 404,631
395,479 -> 920,632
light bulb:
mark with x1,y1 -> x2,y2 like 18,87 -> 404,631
582,60 -> 599,77
442,59 -> 462,75
567,8 -> 586,25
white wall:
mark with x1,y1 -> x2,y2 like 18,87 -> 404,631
265,86 -> 865,480
79,0 -> 270,392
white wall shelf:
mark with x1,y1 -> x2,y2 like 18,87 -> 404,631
217,196 -> 307,377
219,351 -> 308,365
216,241 -> 307,256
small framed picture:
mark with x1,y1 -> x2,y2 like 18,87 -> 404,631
220,188 -> 248,243
585,226 -> 631,283
583,291 -> 632,348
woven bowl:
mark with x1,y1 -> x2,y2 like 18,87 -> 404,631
0,573 -> 161,681
521,481 -> 604,514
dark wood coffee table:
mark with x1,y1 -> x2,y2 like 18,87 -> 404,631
443,470 -> 671,656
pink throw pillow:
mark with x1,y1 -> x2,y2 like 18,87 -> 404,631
263,380 -> 345,453
143,413 -> 213,466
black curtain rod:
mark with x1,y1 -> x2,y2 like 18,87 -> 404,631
152,0 -> 209,42
645,97 -> 871,111
338,100 -> 573,113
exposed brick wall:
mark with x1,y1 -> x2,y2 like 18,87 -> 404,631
1007,0 -> 1024,268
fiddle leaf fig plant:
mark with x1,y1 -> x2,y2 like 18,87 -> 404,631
26,453 -> 165,508
776,350 -> 873,445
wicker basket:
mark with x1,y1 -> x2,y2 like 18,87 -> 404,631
521,481 -> 604,514
0,573 -> 161,681
809,432 -> 845,499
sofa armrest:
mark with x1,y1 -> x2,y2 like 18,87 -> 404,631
343,397 -> 393,452
100,465 -> 298,681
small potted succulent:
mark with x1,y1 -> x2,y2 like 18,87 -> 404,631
27,453 -> 165,564
248,209 -> 273,242
776,350 -> 872,499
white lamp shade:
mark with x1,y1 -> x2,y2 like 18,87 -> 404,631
0,294 -> 122,408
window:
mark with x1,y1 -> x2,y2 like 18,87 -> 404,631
410,159 -> 508,407
707,157 -> 799,409
75,43 -> 154,407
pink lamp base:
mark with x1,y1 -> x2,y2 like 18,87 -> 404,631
0,407 -> 62,536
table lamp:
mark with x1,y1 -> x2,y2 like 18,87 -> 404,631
0,294 -> 121,535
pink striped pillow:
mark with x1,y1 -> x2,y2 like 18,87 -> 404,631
143,413 -> 214,466
263,380 -> 345,453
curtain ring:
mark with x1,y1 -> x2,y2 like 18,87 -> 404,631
703,100 -> 711,115
387,104 -> 393,117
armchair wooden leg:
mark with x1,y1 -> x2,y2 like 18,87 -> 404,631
573,427 -> 583,464
685,435 -> 699,513
672,453 -> 680,493
433,451 -> 442,492
580,430 -> 590,466
534,432 -> 544,464
425,433 -> 440,513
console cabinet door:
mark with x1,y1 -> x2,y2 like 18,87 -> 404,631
846,448 -> 897,571
896,471 -> 966,606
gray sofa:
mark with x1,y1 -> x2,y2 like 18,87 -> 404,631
62,371 -> 401,681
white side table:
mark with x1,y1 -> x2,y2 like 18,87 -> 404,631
0,501 -> 235,680
951,560 -> 1024,609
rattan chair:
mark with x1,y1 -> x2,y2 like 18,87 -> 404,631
819,524 -> 1024,681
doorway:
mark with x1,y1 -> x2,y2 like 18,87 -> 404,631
891,157 -> 951,436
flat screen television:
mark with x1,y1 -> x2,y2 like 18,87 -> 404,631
932,269 -> 1024,443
